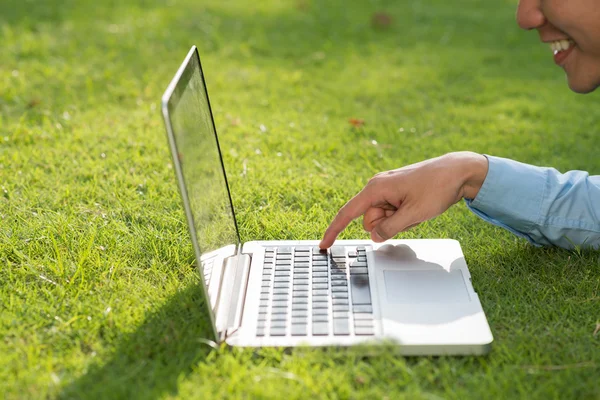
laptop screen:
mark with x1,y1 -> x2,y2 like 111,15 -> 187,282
163,48 -> 240,256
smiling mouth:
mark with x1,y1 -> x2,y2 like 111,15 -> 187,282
548,39 -> 576,66
548,39 -> 574,55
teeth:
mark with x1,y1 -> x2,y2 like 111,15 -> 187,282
549,40 -> 572,53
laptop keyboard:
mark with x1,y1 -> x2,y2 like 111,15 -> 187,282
201,257 -> 215,287
256,246 -> 375,337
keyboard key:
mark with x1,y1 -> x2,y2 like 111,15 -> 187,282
312,322 -> 329,336
354,326 -> 374,336
312,246 -> 327,254
350,274 -> 372,305
292,303 -> 308,310
270,327 -> 287,336
312,289 -> 329,296
353,305 -> 373,313
291,310 -> 308,317
295,247 -> 311,252
272,294 -> 289,301
356,246 -> 366,252
291,324 -> 307,336
271,314 -> 288,321
312,271 -> 328,277
353,313 -> 373,320
293,284 -> 309,290
293,270 -> 309,275
292,290 -> 309,297
273,288 -> 289,295
331,286 -> 348,293
291,317 -> 308,324
275,271 -> 291,277
333,311 -> 349,319
332,292 -> 349,299
257,327 -> 265,336
332,298 -> 349,305
294,262 -> 310,268
348,250 -> 357,258
277,255 -> 292,261
331,280 -> 348,287
312,260 -> 328,266
273,282 -> 290,289
331,246 -> 345,258
278,247 -> 292,254
331,274 -> 346,281
271,320 -> 287,328
312,308 -> 329,315
313,314 -> 329,322
333,304 -> 349,312
349,267 -> 368,275
312,277 -> 329,284
357,256 -> 367,262
292,297 -> 309,304
260,293 -> 269,301
333,319 -> 350,336
258,313 -> 267,321
261,287 -> 270,294
354,319 -> 374,327
350,261 -> 367,268
313,283 -> 328,290
312,301 -> 329,309
272,300 -> 288,308
260,300 -> 269,307
271,300 -> 287,314
274,276 -> 291,283
275,266 -> 291,271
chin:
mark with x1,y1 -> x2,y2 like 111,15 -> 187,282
566,75 -> 600,94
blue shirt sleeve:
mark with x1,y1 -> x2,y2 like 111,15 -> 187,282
465,155 -> 600,249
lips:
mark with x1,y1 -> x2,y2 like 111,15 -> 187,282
553,45 -> 575,65
546,39 -> 575,66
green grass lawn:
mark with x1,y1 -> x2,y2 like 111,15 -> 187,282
2,0 -> 599,398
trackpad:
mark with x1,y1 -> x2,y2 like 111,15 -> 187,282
384,270 -> 471,304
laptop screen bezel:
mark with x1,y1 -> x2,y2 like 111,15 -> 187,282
160,46 -> 241,341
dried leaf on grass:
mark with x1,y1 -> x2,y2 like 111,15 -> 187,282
349,118 -> 365,128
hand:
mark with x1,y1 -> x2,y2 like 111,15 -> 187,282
319,152 -> 489,248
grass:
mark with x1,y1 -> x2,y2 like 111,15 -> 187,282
1,0 -> 599,398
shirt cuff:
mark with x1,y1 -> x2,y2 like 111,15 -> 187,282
464,155 -> 547,246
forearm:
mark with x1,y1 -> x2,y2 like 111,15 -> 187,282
465,155 -> 600,249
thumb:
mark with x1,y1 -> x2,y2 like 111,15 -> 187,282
372,207 -> 414,242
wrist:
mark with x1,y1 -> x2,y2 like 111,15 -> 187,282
451,152 -> 489,200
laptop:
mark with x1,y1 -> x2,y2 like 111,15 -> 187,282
160,46 -> 494,355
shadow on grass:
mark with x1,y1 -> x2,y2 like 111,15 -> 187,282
59,282 -> 216,400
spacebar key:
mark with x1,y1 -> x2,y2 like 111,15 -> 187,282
350,274 -> 372,305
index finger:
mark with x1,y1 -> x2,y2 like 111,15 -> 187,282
319,187 -> 373,249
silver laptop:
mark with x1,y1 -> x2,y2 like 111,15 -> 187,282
161,46 -> 494,355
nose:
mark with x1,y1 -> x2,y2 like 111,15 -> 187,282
516,0 -> 546,30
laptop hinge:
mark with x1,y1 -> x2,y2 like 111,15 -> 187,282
215,253 -> 251,342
